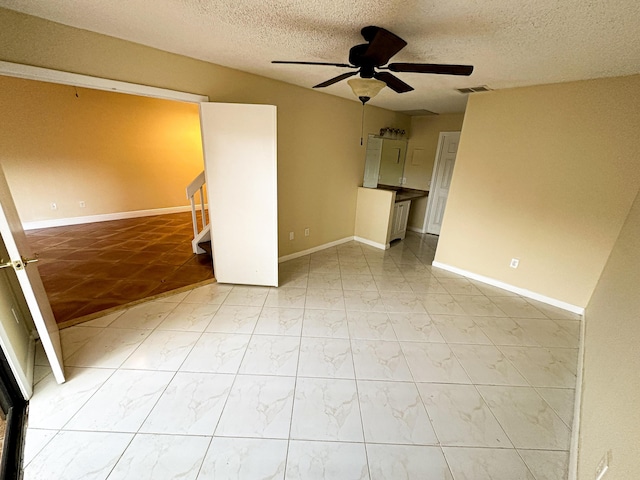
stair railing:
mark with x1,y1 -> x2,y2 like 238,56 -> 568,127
186,171 -> 210,253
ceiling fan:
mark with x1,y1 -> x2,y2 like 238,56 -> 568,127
273,26 -> 473,102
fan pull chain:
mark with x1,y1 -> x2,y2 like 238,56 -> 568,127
360,103 -> 365,145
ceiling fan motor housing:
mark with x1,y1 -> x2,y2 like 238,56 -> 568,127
349,45 -> 374,78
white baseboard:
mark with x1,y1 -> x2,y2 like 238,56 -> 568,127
22,205 -> 199,230
278,237 -> 355,263
407,226 -> 427,234
431,261 -> 585,314
354,236 -> 390,250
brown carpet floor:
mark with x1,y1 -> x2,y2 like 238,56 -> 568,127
25,211 -> 214,325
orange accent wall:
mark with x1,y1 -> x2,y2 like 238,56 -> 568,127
0,75 -> 204,223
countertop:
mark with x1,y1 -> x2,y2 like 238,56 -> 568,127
377,186 -> 429,202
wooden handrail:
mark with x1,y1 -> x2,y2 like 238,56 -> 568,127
186,171 -> 206,199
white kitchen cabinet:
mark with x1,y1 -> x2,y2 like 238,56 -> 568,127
390,200 -> 411,242
363,135 -> 408,188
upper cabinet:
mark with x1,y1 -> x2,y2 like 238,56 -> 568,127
363,135 -> 408,188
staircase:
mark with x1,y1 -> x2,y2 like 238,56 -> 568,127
197,239 -> 212,256
186,171 -> 211,254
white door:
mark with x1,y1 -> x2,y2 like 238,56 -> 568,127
0,256 -> 35,399
0,167 -> 65,388
199,103 -> 278,286
424,132 -> 461,235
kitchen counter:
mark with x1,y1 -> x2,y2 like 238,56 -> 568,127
377,186 -> 429,203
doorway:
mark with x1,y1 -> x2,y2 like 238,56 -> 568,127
0,347 -> 27,480
1,62 -> 280,329
0,72 -> 210,325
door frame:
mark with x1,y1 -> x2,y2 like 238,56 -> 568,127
0,348 -> 27,480
423,131 -> 461,234
0,61 -> 208,103
0,63 -> 210,375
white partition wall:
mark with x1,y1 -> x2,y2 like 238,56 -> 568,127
199,103 -> 278,287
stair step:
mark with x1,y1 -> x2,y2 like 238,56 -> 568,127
197,241 -> 212,255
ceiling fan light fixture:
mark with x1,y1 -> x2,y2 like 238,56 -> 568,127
347,78 -> 386,104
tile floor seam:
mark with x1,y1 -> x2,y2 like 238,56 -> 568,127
532,386 -> 576,431
470,381 -> 517,451
446,318 -> 534,387
103,430 -> 138,480
282,303 -> 305,478
21,428 -> 60,470
55,366 -> 121,433
474,384 -> 571,453
439,342 -> 521,450
390,324 -> 444,451
346,314 -> 373,480
209,296 -> 264,440
494,343 -> 578,389
415,335 -> 517,448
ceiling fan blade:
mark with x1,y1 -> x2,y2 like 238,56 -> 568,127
387,63 -> 474,76
272,60 -> 355,68
374,72 -> 414,93
313,71 -> 358,88
359,26 -> 407,66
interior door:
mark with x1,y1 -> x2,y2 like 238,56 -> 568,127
0,258 -> 34,399
0,167 -> 65,387
199,103 -> 278,287
424,132 -> 461,235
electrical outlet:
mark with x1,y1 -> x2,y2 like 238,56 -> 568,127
50,202 -> 57,210
304,228 -> 310,237
79,201 -> 86,208
595,451 -> 611,480
289,231 -> 294,240
510,258 -> 520,269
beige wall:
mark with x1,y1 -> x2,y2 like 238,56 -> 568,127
0,7 -> 409,257
407,196 -> 429,232
354,187 -> 395,247
0,75 -> 203,223
405,113 -> 466,191
434,76 -> 640,307
578,188 -> 640,479
405,113 -> 465,231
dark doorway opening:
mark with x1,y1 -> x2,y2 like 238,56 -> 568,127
0,348 -> 27,479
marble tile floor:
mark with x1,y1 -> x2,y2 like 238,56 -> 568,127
23,233 -> 581,479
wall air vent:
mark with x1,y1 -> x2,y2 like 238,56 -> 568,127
456,85 -> 492,94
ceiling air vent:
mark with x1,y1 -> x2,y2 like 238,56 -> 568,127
399,109 -> 439,116
456,85 -> 492,94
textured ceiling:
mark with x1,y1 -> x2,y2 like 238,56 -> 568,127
2,0 -> 640,113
